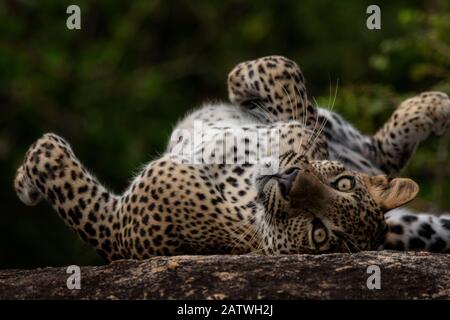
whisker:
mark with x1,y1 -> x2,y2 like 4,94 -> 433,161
251,101 -> 276,123
228,224 -> 257,253
344,237 -> 362,252
341,238 -> 352,253
251,101 -> 273,123
332,149 -> 345,163
301,97 -> 321,155
282,85 -> 296,122
306,100 -> 328,152
291,82 -> 300,122
293,82 -> 307,153
328,74 -> 332,112
334,230 -> 362,252
302,95 -> 322,154
301,81 -> 308,129
302,79 -> 339,157
227,201 -> 271,254
252,200 -> 272,253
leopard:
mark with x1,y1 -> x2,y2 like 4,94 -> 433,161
228,56 -> 450,252
14,56 -> 450,262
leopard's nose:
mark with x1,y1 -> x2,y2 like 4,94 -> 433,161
275,167 -> 299,199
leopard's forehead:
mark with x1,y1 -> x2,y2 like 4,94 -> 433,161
310,160 -> 346,173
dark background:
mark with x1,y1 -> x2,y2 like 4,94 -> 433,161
1,0 -> 449,269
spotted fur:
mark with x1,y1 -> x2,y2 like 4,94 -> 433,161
14,56 -> 450,260
384,209 -> 450,253
228,56 -> 450,253
228,57 -> 450,176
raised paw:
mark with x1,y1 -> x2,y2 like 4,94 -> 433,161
15,163 -> 42,206
14,133 -> 73,206
227,55 -> 317,125
371,91 -> 450,175
396,91 -> 450,137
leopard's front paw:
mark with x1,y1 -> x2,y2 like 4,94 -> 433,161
398,91 -> 450,137
227,56 -> 318,124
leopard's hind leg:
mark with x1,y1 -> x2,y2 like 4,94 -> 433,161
317,92 -> 450,175
370,91 -> 450,175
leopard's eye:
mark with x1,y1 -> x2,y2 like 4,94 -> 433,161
313,227 -> 327,244
311,218 -> 328,245
333,175 -> 355,192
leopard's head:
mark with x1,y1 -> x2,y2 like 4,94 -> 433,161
255,153 -> 419,254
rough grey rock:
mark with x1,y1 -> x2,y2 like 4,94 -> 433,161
0,251 -> 449,299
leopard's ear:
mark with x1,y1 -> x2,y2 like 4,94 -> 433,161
363,175 -> 419,211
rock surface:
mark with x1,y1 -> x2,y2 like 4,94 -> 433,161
0,251 -> 449,299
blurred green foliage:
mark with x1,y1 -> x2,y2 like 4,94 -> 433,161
0,0 -> 448,268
